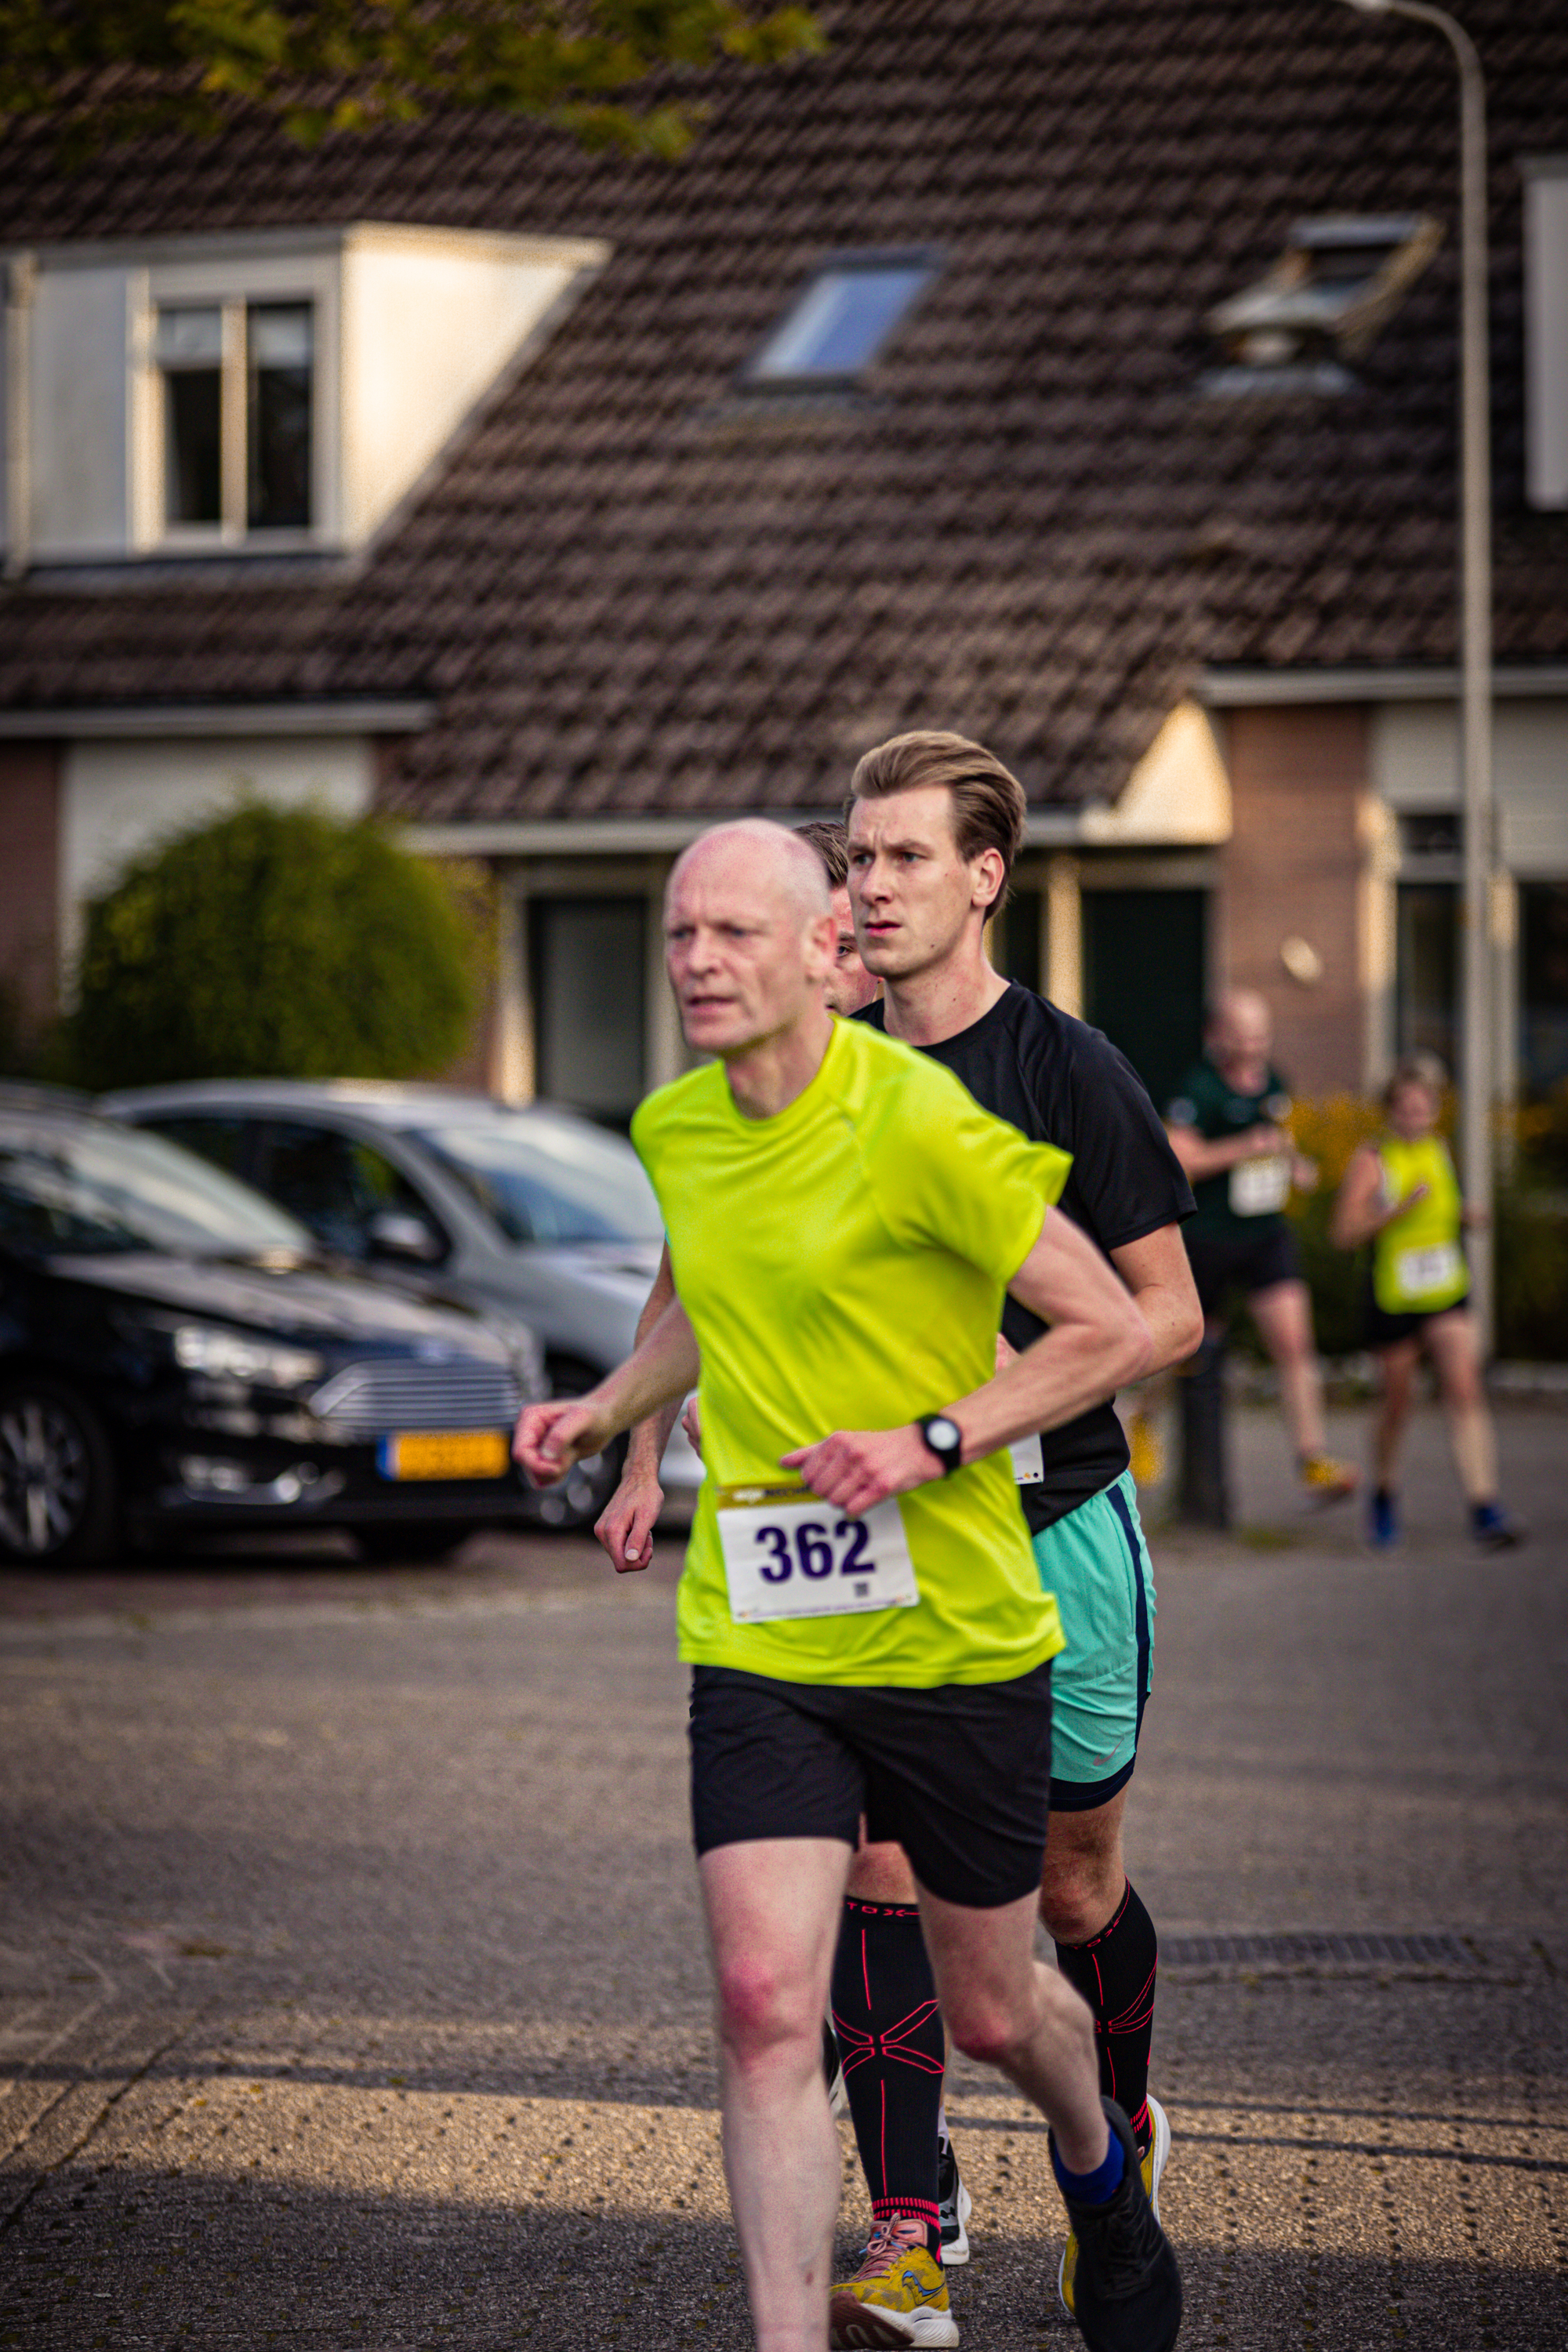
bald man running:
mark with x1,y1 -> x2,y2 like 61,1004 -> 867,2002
515,821 -> 1181,2352
1167,990 -> 1358,1503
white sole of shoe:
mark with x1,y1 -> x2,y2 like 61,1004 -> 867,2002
1145,2092 -> 1171,2220
828,2296 -> 960,2349
938,2175 -> 971,2267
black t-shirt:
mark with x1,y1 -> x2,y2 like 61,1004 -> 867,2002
858,985 -> 1194,1530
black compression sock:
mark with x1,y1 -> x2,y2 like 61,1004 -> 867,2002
1054,1878 -> 1158,2144
832,1897 -> 945,2259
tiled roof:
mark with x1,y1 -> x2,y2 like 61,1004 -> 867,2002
2,1 -> 1566,821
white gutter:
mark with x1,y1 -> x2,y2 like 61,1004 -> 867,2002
0,700 -> 436,738
401,807 -> 1085,858
1200,664 -> 1568,705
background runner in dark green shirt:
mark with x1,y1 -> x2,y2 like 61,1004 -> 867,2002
1165,988 -> 1359,1506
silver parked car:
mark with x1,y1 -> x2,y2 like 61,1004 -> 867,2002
100,1083 -> 701,1531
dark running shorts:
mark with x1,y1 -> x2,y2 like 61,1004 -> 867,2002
1185,1224 -> 1300,1317
688,1659 -> 1054,1910
1363,1283 -> 1472,1351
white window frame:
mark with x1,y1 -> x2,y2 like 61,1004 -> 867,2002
130,249 -> 339,550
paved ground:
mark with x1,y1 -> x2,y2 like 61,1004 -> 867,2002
1,1402 -> 1565,2350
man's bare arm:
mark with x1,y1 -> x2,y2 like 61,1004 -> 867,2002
1166,1118 -> 1283,1182
593,1242 -> 688,1572
782,1206 -> 1151,1514
1108,1222 -> 1203,1371
514,1294 -> 699,1489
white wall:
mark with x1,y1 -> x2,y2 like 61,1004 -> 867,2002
60,735 -> 374,984
1370,699 -> 1568,874
31,267 -> 130,559
338,227 -> 604,546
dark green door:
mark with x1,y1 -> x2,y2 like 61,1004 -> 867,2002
1081,888 -> 1207,1114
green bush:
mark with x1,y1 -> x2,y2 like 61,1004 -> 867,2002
69,802 -> 479,1090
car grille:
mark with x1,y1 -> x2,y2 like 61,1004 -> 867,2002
310,1360 -> 521,1434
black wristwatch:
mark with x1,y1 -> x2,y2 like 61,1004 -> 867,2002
916,1414 -> 964,1477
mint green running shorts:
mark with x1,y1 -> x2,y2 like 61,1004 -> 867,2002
1030,1469 -> 1155,1809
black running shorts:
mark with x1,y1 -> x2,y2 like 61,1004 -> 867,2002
688,1659 -> 1054,1910
1185,1223 -> 1299,1317
1363,1280 -> 1472,1351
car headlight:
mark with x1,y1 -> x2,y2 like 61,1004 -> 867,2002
478,1311 -> 546,1399
172,1323 -> 325,1388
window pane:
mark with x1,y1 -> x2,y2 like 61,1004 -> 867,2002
415,1112 -> 663,1247
145,1116 -> 254,1181
248,303 -> 313,529
0,1118 -> 307,1260
165,368 -> 222,526
257,1121 -> 433,1259
754,264 -> 933,379
1522,881 -> 1568,1098
155,306 -> 223,366
1396,883 -> 1458,1073
531,898 -> 646,1125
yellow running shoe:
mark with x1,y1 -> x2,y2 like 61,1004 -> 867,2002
829,2215 -> 960,2348
1058,2092 -> 1170,2320
1299,1453 -> 1360,1505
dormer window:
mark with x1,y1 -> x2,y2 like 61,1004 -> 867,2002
2,223 -> 608,568
154,299 -> 314,536
751,254 -> 936,383
1203,215 -> 1441,396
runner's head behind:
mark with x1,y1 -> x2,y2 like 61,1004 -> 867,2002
844,731 -> 1025,985
665,819 -> 835,1060
1205,987 -> 1274,1091
1383,1049 -> 1446,1140
795,818 -> 879,1016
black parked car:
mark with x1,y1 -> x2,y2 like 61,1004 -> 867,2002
0,1095 -> 544,1566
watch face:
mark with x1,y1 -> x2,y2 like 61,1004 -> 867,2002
927,1417 -> 960,1450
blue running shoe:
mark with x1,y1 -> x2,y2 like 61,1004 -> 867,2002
1369,1489 -> 1399,1548
1472,1501 -> 1523,1551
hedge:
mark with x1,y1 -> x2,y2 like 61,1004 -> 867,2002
68,801 -> 481,1090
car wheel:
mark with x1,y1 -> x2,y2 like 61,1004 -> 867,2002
354,1523 -> 468,1566
532,1358 -> 627,1534
0,1377 -> 121,1566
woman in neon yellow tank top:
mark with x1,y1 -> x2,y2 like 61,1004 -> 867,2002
1332,1053 -> 1520,1551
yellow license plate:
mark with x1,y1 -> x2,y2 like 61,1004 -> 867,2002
378,1430 -> 511,1481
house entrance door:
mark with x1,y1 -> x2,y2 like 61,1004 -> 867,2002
1082,887 -> 1207,1113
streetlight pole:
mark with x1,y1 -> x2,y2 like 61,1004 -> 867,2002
1339,0 -> 1496,1350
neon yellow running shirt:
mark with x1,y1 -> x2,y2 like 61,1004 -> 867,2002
631,1018 -> 1070,1687
1372,1133 -> 1468,1314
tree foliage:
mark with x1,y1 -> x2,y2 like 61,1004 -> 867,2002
71,801 -> 481,1088
0,2 -> 824,157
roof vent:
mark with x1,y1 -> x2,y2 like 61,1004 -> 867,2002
1202,214 -> 1442,395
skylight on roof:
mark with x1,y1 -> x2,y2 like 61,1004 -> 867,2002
1202,213 -> 1441,396
752,258 -> 935,381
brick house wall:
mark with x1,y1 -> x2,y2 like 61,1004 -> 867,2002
1215,705 -> 1369,1097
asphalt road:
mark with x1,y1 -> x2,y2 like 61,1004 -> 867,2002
2,1401 -> 1565,2351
